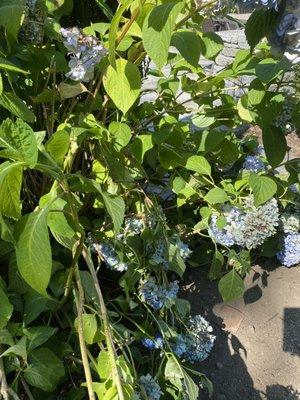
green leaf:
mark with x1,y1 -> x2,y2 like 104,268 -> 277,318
199,32 -> 224,60
0,0 -> 26,39
255,58 -> 291,84
0,285 -> 13,329
24,348 -> 65,391
109,121 -> 132,150
165,356 -> 184,380
0,119 -> 38,167
0,57 -> 28,74
45,0 -> 64,12
45,130 -> 70,165
249,174 -> 277,206
0,92 -> 35,123
245,7 -> 280,51
16,209 -> 52,296
58,82 -> 87,99
103,58 -> 141,114
131,135 -> 153,163
24,290 -> 56,325
247,79 -> 265,106
1,336 -> 27,360
75,314 -> 98,345
23,326 -> 57,353
171,30 -> 201,67
0,161 -> 23,219
142,1 -> 183,69
168,243 -> 186,277
185,155 -> 211,176
218,269 -> 245,302
101,191 -> 125,234
262,126 -> 287,167
208,249 -> 224,280
204,188 -> 229,204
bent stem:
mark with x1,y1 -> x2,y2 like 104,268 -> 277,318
82,246 -> 125,400
0,352 -> 9,400
74,257 -> 96,400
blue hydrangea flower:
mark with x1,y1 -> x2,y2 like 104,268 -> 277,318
91,242 -> 128,272
242,155 -> 265,172
141,335 -> 164,350
176,240 -> 193,259
124,217 -> 144,235
139,374 -> 162,400
172,315 -> 215,364
149,239 -> 169,269
208,198 -> 279,249
61,27 -> 107,82
290,183 -> 299,194
240,0 -> 278,9
277,233 -> 300,267
139,278 -> 179,310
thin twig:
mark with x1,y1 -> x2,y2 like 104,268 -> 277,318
20,376 -> 35,400
82,247 -> 125,400
0,352 -> 9,400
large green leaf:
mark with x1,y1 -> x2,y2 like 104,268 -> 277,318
262,126 -> 287,167
249,173 -> 277,206
204,188 -> 229,204
109,121 -> 131,150
103,58 -> 141,114
199,32 -> 223,60
75,314 -> 98,345
142,1 -> 183,69
0,0 -> 26,39
101,191 -> 125,234
0,161 -> 23,219
0,119 -> 38,167
171,30 -> 201,67
23,326 -> 57,353
16,209 -> 52,296
45,130 -> 70,166
24,348 -> 65,391
185,155 -> 211,176
245,7 -> 280,51
0,92 -> 35,123
218,269 -> 245,303
0,57 -> 28,74
0,285 -> 13,329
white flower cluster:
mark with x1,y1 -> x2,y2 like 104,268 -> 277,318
280,210 -> 300,233
60,27 -> 107,82
208,198 -> 279,249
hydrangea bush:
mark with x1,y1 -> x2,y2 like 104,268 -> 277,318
0,0 -> 299,399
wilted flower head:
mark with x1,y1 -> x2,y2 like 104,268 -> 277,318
61,27 -> 107,82
280,210 -> 300,233
277,233 -> 300,267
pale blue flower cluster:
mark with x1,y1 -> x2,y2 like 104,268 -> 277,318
240,0 -> 278,8
208,198 -> 279,249
144,183 -> 175,202
139,277 -> 179,310
173,315 -> 215,364
242,155 -> 265,172
91,242 -> 128,272
277,233 -> 300,267
141,335 -> 164,350
149,238 -> 192,269
139,374 -> 162,400
124,217 -> 145,235
61,27 -> 107,82
280,211 -> 300,233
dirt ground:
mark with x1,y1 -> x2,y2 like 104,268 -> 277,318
183,261 -> 300,400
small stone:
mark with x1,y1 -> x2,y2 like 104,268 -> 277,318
216,362 -> 223,370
